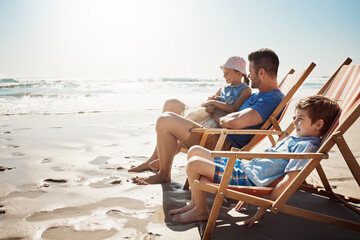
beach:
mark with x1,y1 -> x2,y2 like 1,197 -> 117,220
1,106 -> 360,239
0,75 -> 360,239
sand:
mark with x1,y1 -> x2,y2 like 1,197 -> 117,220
0,109 -> 359,240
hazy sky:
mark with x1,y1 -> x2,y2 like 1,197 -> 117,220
0,0 -> 359,79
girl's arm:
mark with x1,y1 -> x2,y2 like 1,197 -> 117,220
203,87 -> 251,113
207,88 -> 222,100
244,170 -> 299,227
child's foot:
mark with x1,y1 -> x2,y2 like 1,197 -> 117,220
173,207 -> 209,224
169,202 -> 195,215
128,160 -> 152,172
149,159 -> 160,171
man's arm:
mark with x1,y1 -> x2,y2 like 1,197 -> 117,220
219,108 -> 263,129
244,171 -> 299,227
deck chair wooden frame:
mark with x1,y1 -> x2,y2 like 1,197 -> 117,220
193,63 -> 360,239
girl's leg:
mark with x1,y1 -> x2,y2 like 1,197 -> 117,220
128,99 -> 186,172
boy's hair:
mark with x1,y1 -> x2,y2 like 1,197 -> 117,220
296,95 -> 341,137
248,48 -> 279,78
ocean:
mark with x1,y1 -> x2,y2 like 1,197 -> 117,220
0,76 -> 326,116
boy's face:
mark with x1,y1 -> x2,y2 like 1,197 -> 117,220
293,109 -> 322,137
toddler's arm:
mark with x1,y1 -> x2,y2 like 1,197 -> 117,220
205,87 -> 251,113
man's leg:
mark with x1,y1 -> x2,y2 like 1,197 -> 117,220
128,99 -> 186,172
134,112 -> 203,184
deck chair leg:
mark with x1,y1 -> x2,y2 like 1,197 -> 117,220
202,192 -> 226,240
315,164 -> 332,191
335,135 -> 360,186
202,156 -> 238,239
183,179 -> 189,190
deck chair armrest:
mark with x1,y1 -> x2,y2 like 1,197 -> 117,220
210,151 -> 328,160
191,127 -> 214,133
191,127 -> 226,135
220,129 -> 284,135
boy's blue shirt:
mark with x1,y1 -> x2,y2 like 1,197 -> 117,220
240,136 -> 321,186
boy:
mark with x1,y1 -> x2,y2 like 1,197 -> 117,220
170,95 -> 341,226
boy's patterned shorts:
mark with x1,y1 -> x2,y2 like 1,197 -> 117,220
213,157 -> 255,186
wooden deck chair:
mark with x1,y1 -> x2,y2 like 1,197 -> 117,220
182,62 -> 316,190
193,63 -> 360,239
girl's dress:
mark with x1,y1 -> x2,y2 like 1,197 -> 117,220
183,83 -> 248,128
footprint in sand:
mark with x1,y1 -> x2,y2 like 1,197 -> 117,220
88,177 -> 123,188
102,143 -> 118,147
10,152 -> 25,157
41,158 -> 51,163
51,166 -> 66,172
0,205 -> 5,215
44,179 -> 68,183
41,226 -> 117,240
5,144 -> 20,148
89,156 -> 111,165
0,166 -> 14,171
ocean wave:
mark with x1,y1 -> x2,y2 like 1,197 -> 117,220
0,92 -> 59,98
0,78 -> 17,83
161,78 -> 218,83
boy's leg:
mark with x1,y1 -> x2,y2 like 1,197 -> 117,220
173,147 -> 216,223
169,146 -> 213,215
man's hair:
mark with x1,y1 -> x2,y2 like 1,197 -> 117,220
296,95 -> 341,137
248,48 -> 279,78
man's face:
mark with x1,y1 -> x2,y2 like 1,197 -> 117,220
248,61 -> 260,88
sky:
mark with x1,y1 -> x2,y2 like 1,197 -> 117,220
0,0 -> 359,79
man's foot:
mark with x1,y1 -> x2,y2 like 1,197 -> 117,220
173,207 -> 209,224
169,202 -> 195,215
128,161 -> 152,172
149,159 -> 160,171
131,173 -> 170,185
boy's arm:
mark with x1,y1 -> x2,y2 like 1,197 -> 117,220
244,170 -> 299,227
203,87 -> 251,113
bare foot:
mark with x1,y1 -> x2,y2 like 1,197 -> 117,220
132,176 -> 149,185
128,160 -> 152,172
132,173 -> 170,185
149,159 -> 160,171
169,202 -> 195,215
173,207 -> 209,224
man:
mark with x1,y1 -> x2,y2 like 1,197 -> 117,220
132,48 -> 285,185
